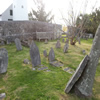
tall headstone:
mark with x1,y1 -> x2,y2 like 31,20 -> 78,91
63,43 -> 69,53
0,48 -> 8,74
55,40 -> 61,48
48,48 -> 55,62
30,41 -> 41,67
15,38 -> 22,51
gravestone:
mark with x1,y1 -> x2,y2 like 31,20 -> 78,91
63,43 -> 69,53
0,41 -> 5,46
23,59 -> 30,64
55,40 -> 61,48
37,67 -> 48,71
30,41 -> 41,67
82,50 -> 86,55
65,55 -> 89,93
48,48 -> 55,62
62,38 -> 65,42
43,50 -> 47,57
50,61 -> 63,67
15,38 -> 22,51
65,39 -> 69,44
44,39 -> 48,44
0,48 -> 8,74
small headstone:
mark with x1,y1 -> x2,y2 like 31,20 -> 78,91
0,93 -> 6,100
0,48 -> 8,74
48,48 -> 55,62
65,55 -> 89,93
23,59 -> 30,64
43,50 -> 47,57
65,39 -> 69,44
82,50 -> 86,55
15,38 -> 22,51
63,43 -> 69,53
44,39 -> 48,44
50,61 -> 63,67
55,40 -> 61,48
30,41 -> 41,67
0,41 -> 5,46
62,38 -> 65,42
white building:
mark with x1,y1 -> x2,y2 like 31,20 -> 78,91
0,0 -> 28,21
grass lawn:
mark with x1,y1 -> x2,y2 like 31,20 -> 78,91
0,38 -> 100,100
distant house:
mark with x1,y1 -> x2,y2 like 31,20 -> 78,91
0,0 -> 28,21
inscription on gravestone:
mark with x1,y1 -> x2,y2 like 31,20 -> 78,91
0,48 -> 8,74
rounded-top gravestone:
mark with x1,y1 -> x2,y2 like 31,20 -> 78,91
55,40 -> 61,48
0,48 -> 8,74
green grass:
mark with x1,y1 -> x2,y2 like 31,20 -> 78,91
0,39 -> 100,100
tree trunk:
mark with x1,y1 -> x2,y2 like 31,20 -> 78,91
74,25 -> 100,97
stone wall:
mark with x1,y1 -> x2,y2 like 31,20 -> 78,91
0,21 -> 62,42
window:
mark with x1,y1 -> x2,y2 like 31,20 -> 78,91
10,10 -> 13,16
21,5 -> 24,8
8,19 -> 13,21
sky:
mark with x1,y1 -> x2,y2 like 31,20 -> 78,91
0,0 -> 100,25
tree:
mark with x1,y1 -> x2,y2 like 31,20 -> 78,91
76,8 -> 100,37
61,0 -> 96,45
28,0 -> 54,23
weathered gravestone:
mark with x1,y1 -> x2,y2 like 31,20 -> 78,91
65,55 -> 89,93
65,39 -> 69,44
30,41 -> 41,67
74,25 -> 100,98
50,61 -> 63,67
55,40 -> 61,48
44,39 -> 48,44
63,43 -> 69,53
15,38 -> 22,51
0,48 -> 8,74
43,50 -> 47,57
62,38 -> 65,42
48,48 -> 55,62
82,50 -> 86,55
0,93 -> 6,100
0,41 -> 5,46
65,25 -> 100,98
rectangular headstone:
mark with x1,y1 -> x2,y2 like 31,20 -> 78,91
15,38 -> 22,51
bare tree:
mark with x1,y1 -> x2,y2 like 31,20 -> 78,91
60,0 -> 97,45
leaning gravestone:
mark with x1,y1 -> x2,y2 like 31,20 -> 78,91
43,50 -> 47,57
30,41 -> 41,67
63,43 -> 69,53
65,55 -> 89,93
55,40 -> 61,48
0,48 -> 8,74
48,48 -> 55,62
15,38 -> 22,51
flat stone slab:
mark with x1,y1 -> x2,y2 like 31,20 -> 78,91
65,55 -> 89,93
37,67 -> 48,71
64,67 -> 75,74
50,61 -> 63,67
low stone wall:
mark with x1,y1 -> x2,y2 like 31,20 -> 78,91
0,21 -> 62,42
